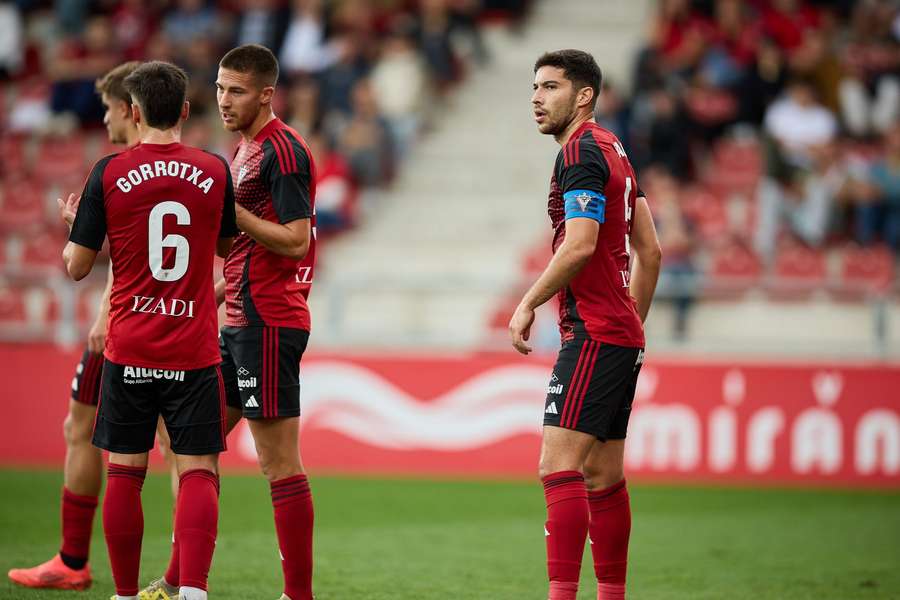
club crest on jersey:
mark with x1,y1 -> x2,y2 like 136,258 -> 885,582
576,192 -> 593,211
131,295 -> 196,318
237,165 -> 248,186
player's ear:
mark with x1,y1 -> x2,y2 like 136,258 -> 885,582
260,85 -> 275,106
131,102 -> 142,126
577,86 -> 594,110
181,100 -> 190,122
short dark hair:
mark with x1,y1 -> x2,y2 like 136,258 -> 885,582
219,44 -> 279,87
95,61 -> 140,105
123,61 -> 189,130
534,49 -> 602,108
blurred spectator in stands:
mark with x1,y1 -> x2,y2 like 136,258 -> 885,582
755,139 -> 862,259
763,79 -> 837,172
285,77 -> 322,138
646,167 -> 696,340
144,30 -> 177,62
636,0 -> 710,91
308,131 -> 357,234
788,28 -> 842,113
738,36 -> 788,125
371,25 -> 429,160
448,0 -> 490,66
333,78 -> 393,187
234,0 -> 289,53
47,15 -> 120,128
111,0 -> 159,60
0,2 -> 24,79
634,86 -> 693,179
181,38 -> 218,115
318,34 -> 370,116
162,0 -> 227,51
595,81 -> 631,152
280,0 -> 342,76
684,70 -> 739,144
55,0 -> 90,35
420,0 -> 458,90
839,1 -> 900,138
701,0 -> 760,89
760,0 -> 822,58
855,122 -> 900,250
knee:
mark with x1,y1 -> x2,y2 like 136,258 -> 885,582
538,459 -> 582,482
63,409 -> 91,447
256,446 -> 302,482
583,464 -> 624,492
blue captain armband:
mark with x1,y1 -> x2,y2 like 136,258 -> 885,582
563,189 -> 606,223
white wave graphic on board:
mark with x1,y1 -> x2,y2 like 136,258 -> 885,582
238,361 -> 558,453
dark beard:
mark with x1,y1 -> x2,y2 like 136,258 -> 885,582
545,98 -> 578,137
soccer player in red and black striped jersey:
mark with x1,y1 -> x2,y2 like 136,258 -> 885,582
7,61 -> 155,593
509,50 -> 662,600
147,44 -> 316,600
60,61 -> 237,600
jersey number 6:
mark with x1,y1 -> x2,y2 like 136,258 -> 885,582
149,201 -> 190,282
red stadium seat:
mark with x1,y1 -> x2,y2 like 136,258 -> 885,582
835,244 -> 895,300
0,283 -> 26,325
23,284 -> 58,324
706,240 -> 762,297
0,134 -> 29,175
682,188 -> 729,241
770,243 -> 828,299
21,228 -> 67,271
0,177 -> 46,230
32,135 -> 88,180
702,139 -> 762,199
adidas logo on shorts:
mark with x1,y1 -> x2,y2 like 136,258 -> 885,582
245,395 -> 259,408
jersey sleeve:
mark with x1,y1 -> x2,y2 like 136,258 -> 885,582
557,135 -> 610,224
215,154 -> 239,238
69,155 -> 114,250
261,131 -> 312,224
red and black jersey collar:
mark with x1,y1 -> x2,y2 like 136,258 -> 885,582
254,117 -> 285,144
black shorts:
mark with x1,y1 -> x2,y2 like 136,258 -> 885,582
543,339 -> 643,441
219,325 -> 309,419
92,360 -> 227,455
71,348 -> 104,406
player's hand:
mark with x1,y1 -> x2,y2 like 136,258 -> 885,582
87,316 -> 107,354
509,303 -> 535,355
57,193 -> 80,227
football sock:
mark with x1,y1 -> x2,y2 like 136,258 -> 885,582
588,479 -> 631,600
270,474 -> 314,600
103,464 -> 146,597
543,470 -> 589,599
176,469 -> 219,591
164,507 -> 180,586
59,487 -> 98,569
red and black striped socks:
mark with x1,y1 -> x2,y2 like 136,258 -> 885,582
175,469 -> 220,592
588,479 -> 631,600
103,464 -> 146,597
542,470 -> 589,600
59,487 -> 98,570
270,474 -> 314,600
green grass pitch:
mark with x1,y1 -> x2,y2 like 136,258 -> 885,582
0,469 -> 898,599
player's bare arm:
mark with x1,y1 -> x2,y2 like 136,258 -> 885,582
509,217 -> 599,354
235,207 -> 311,260
87,264 -> 114,353
629,196 -> 662,323
59,192 -> 99,281
214,277 -> 227,307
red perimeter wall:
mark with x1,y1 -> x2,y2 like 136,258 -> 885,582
1,344 -> 898,487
